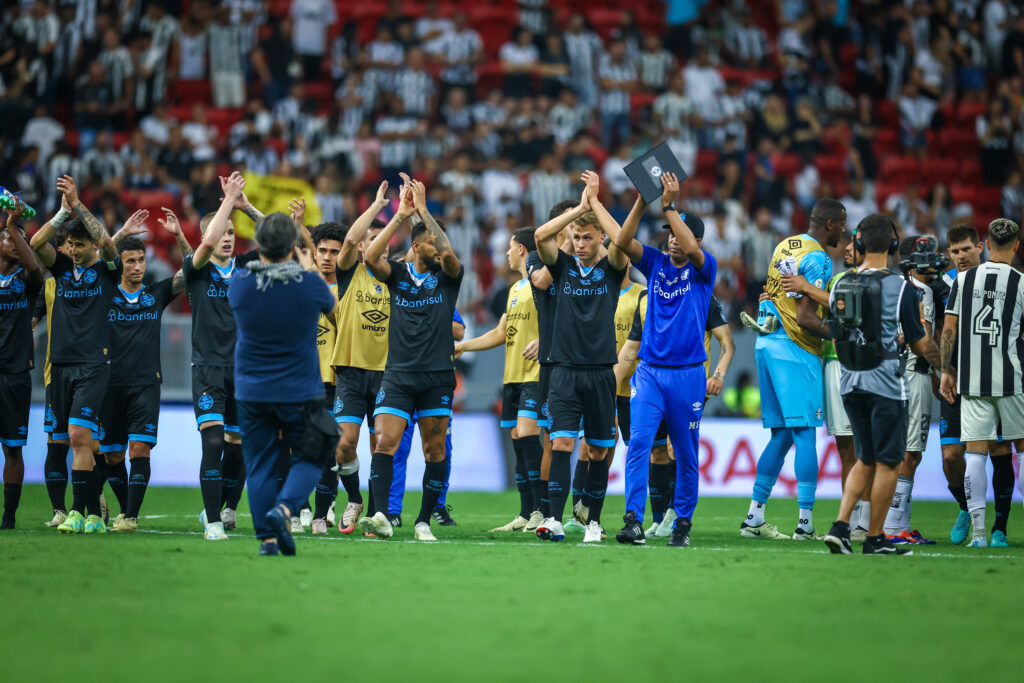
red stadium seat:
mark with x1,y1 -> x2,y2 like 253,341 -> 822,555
814,155 -> 846,186
922,157 -> 958,187
873,182 -> 903,206
938,129 -> 979,158
956,102 -> 987,125
950,183 -> 977,206
872,128 -> 899,160
878,156 -> 920,185
770,153 -> 800,179
171,79 -> 212,107
586,8 -> 623,40
876,100 -> 899,129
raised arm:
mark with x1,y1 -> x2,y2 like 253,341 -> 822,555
58,175 -> 116,262
4,199 -> 45,287
410,178 -> 460,278
612,195 -> 647,264
581,170 -> 628,270
193,172 -> 245,269
455,314 -> 506,356
364,184 -> 415,281
660,173 -> 704,270
221,173 -> 264,225
340,181 -> 388,271
534,188 -> 588,265
157,207 -> 193,261
111,209 -> 151,246
288,196 -> 315,253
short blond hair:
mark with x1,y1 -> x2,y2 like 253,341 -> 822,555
574,211 -> 599,230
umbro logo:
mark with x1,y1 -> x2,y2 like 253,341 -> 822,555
506,325 -> 518,338
361,309 -> 389,325
316,324 -> 330,338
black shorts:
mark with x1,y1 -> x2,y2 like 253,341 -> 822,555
0,372 -> 31,447
99,384 -> 161,453
333,366 -> 384,431
843,390 -> 907,466
617,394 -> 667,447
324,382 -> 335,401
501,382 -> 540,428
538,363 -> 553,428
192,365 -> 238,434
50,362 -> 110,440
940,395 -> 962,446
548,365 -> 617,447
374,369 -> 455,425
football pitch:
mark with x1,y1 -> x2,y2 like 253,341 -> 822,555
2,486 -> 1020,682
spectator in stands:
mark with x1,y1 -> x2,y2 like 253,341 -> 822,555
252,17 -> 295,106
663,0 -> 708,60
209,6 -> 246,108
416,1 -> 453,52
527,153 -> 571,224
684,47 -> 725,122
480,156 -> 522,225
983,0 -> 1009,68
977,96 -> 1014,184
158,126 -> 196,186
175,12 -> 208,82
180,103 -> 216,162
500,27 -> 539,99
442,87 -> 473,134
440,152 -> 480,231
741,206 -> 776,307
436,12 -> 482,104
538,34 -> 571,98
598,38 -> 637,149
74,61 -> 114,141
841,177 -> 878,231
886,182 -> 928,235
655,73 -> 698,174
1002,170 -> 1024,225
791,97 -> 823,156
897,78 -> 935,160
365,25 -> 404,93
955,15 -> 988,100
82,130 -> 125,187
140,102 -> 175,146
724,6 -> 768,69
752,93 -> 791,151
638,32 -> 677,93
376,96 -> 418,187
20,103 -> 63,168
291,0 -> 336,81
564,12 -> 602,107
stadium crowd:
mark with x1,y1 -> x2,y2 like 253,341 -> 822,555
5,0 -> 1024,323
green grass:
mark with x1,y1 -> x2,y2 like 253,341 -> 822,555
2,486 -> 1021,682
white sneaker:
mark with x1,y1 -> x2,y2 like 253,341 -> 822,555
357,511 -> 393,538
645,521 -> 660,537
299,507 -> 313,529
792,527 -> 820,541
572,500 -> 589,526
967,534 -> 988,548
414,521 -> 437,542
564,518 -> 586,533
523,510 -> 545,532
204,521 -> 228,540
850,526 -> 868,542
222,507 -> 237,530
583,520 -> 603,543
739,521 -> 788,539
536,517 -> 565,542
326,501 -> 336,526
655,509 -> 677,538
339,502 -> 363,533
490,515 -> 528,532
312,518 -> 328,535
45,509 -> 67,527
290,516 -> 304,533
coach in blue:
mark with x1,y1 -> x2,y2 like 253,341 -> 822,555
612,173 -> 716,547
229,213 -> 338,556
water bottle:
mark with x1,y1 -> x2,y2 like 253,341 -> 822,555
0,187 -> 37,219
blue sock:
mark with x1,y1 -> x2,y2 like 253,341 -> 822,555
792,427 -> 818,510
753,428 -> 793,503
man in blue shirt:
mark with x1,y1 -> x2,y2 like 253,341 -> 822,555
612,173 -> 716,547
228,209 -> 338,556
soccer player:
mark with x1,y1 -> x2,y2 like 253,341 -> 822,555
738,198 -> 845,541
0,199 -> 45,529
330,182 -> 392,534
939,218 -> 1024,548
96,208 -> 188,532
184,172 -> 255,540
611,175 -> 718,547
533,171 -> 628,544
359,178 -> 463,542
456,227 -> 543,532
308,221 -> 347,535
31,176 -> 122,535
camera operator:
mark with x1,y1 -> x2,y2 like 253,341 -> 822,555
880,236 -> 948,543
822,215 -> 942,555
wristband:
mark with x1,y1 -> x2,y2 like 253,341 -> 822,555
662,202 -> 676,212
50,207 -> 71,227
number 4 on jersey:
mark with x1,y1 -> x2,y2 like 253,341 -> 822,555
972,304 -> 1001,346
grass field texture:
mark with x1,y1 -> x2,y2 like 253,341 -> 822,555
1,486 -> 1020,682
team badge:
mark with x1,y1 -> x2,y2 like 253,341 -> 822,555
649,165 -> 662,177
141,293 -> 155,307
376,389 -> 386,405
630,386 -> 636,398
45,407 -> 54,425
334,396 -> 343,413
198,394 -> 214,411
10,277 -> 24,294
590,267 -> 605,282
423,275 -> 438,290
83,269 -> 97,285
940,418 -> 948,435
374,283 -> 382,294
398,281 -> 409,290
541,401 -> 549,417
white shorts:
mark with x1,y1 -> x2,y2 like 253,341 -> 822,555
212,72 -> 245,108
905,371 -> 932,452
824,358 -> 852,437
961,393 -> 1024,442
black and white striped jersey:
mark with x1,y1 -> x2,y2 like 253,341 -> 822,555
947,262 -> 1024,397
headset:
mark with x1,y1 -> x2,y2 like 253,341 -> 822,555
853,215 -> 900,256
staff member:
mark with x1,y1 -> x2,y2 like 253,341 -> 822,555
229,213 -> 338,556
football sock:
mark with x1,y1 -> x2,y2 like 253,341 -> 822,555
583,457 -> 610,524
3,483 -> 21,522
851,501 -> 862,526
520,435 -> 543,514
753,427 -> 793,504
884,476 -> 913,535
650,462 -> 673,523
904,493 -> 913,532
44,443 -> 68,512
547,450 -> 572,523
949,484 -> 968,512
339,458 -> 362,505
417,459 -> 447,525
199,426 -> 224,524
797,508 -> 813,533
71,469 -> 90,515
991,454 -> 1014,535
964,452 -> 988,535
512,439 -> 531,518
540,480 -> 550,517
369,453 -> 394,517
793,428 -> 818,514
91,458 -> 107,513
107,459 -> 128,513
858,501 -> 871,530
571,458 -> 588,507
126,457 -> 151,518
745,500 -> 765,526
220,440 -> 246,509
313,466 -> 338,520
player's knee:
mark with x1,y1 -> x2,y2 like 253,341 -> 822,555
904,450 -> 922,470
373,432 -> 401,455
941,446 -> 964,467
68,426 -> 92,449
423,441 -> 446,463
337,431 -> 358,459
650,445 -> 670,464
129,443 -> 151,460
2,446 -> 22,461
552,437 -> 574,452
105,452 -> 126,465
224,432 -> 241,445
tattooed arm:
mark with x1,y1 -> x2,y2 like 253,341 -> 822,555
707,324 -> 736,396
408,176 -> 461,278
938,312 -> 958,404
222,173 -> 265,224
158,207 -> 193,261
57,175 -> 116,261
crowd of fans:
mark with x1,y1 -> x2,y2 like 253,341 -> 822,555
3,0 -> 1024,324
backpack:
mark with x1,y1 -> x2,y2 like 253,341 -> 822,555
828,270 -> 899,371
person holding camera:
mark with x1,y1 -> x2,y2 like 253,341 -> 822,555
822,215 -> 942,555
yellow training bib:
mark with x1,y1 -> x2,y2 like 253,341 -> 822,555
764,235 -> 827,356
615,283 -> 646,396
503,279 -> 540,384
331,265 -> 391,372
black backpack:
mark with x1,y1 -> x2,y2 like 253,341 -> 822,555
829,270 -> 898,371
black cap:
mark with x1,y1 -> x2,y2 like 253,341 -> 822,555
662,214 -> 705,240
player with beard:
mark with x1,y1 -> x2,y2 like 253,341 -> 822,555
31,176 -> 122,535
98,211 -> 187,532
359,178 -> 463,542
0,199 -> 45,529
